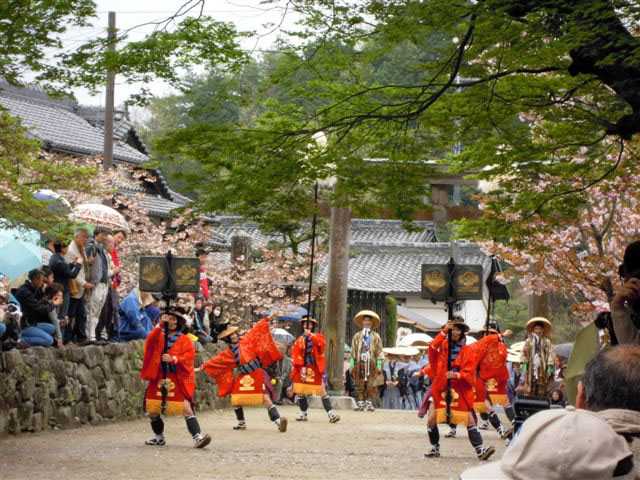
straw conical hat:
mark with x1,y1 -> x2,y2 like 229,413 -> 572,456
353,310 -> 381,328
526,317 -> 552,336
218,325 -> 239,340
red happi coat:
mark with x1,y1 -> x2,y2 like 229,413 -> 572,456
428,331 -> 477,426
291,332 -> 326,395
472,333 -> 510,410
140,326 -> 196,415
202,319 -> 282,405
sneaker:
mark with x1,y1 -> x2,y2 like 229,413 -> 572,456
365,401 -> 375,412
477,446 -> 496,461
296,413 -> 308,422
145,436 -> 165,446
498,425 -> 513,440
444,428 -> 456,438
328,412 -> 341,424
355,401 -> 365,411
478,420 -> 490,430
424,446 -> 440,458
233,421 -> 247,430
193,433 -> 211,449
278,417 -> 288,433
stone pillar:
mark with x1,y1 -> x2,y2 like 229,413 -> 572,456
231,233 -> 252,266
431,183 -> 450,237
528,293 -> 550,319
324,206 -> 351,393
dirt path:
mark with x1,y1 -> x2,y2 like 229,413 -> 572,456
0,406 -> 506,480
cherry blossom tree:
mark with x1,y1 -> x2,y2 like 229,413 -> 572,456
58,156 -> 321,324
483,156 -> 640,316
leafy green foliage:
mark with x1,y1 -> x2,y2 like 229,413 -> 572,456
0,110 -> 96,232
0,0 -> 96,86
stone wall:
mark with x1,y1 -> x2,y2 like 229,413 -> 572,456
0,342 -> 227,435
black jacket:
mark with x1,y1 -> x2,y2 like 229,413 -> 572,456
13,281 -> 50,327
49,253 -> 82,290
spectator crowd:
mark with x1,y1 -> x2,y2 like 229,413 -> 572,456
0,231 -> 225,352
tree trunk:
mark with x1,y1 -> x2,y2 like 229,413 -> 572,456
324,206 -> 351,393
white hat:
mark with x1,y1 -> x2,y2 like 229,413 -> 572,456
383,346 -> 420,357
460,407 -> 636,480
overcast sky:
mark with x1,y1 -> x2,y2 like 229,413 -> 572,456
64,0 -> 297,110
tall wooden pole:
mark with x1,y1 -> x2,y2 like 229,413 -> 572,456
103,11 -> 116,170
325,206 -> 351,393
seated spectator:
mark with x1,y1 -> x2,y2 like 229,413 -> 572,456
44,283 -> 65,348
116,289 -> 155,341
549,388 -> 566,408
460,407 -> 636,479
577,345 -> 640,449
192,295 -> 212,345
13,270 -> 60,347
13,269 -> 49,322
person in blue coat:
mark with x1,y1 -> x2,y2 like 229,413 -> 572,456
117,290 -> 157,341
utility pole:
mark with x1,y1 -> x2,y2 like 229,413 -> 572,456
324,205 -> 351,393
103,11 -> 116,170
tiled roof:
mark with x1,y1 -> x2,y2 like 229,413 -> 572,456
317,242 -> 490,294
129,193 -> 183,219
397,305 -> 443,330
208,216 -> 436,250
0,86 -> 148,164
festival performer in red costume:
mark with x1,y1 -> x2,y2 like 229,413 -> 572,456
203,318 -> 288,432
141,309 -> 211,448
472,323 -> 513,439
291,317 -> 340,423
424,317 -> 495,461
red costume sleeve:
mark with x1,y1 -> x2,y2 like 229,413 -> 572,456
170,335 -> 196,398
239,318 -> 283,368
313,333 -> 327,373
455,346 -> 477,387
428,331 -> 447,373
291,337 -> 305,368
140,326 -> 164,382
202,348 -> 237,397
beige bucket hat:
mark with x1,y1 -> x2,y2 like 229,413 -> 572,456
460,407 -> 636,480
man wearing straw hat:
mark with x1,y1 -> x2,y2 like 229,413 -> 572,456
203,318 -> 288,432
291,316 -> 341,423
425,317 -> 496,461
521,317 -> 555,398
350,310 -> 384,412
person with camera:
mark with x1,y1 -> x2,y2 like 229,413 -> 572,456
425,317 -> 496,461
140,309 -> 211,449
611,241 -> 640,345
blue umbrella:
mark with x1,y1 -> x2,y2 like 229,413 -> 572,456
33,189 -> 71,213
276,306 -> 308,322
0,227 -> 44,280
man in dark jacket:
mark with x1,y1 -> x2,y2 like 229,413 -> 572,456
13,269 -> 48,326
13,269 -> 55,346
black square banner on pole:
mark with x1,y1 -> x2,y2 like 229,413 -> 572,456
139,255 -> 200,294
